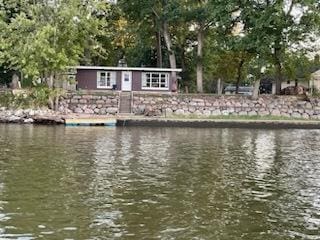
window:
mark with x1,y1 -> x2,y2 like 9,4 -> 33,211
97,71 -> 116,89
142,72 -> 169,90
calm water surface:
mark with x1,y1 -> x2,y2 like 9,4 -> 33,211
0,125 -> 320,240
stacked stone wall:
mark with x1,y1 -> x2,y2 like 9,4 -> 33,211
132,94 -> 320,120
59,92 -> 119,115
57,92 -> 320,119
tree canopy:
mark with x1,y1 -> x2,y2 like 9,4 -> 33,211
0,0 -> 319,93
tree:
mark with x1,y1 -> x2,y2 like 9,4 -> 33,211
240,0 -> 320,94
119,0 -> 187,90
0,0 -> 109,87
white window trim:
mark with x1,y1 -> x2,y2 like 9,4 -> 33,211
97,71 -> 116,89
141,72 -> 170,90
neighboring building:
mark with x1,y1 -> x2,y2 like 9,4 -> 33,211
75,66 -> 182,92
310,69 -> 320,92
281,79 -> 309,90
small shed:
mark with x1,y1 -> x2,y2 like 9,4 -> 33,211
75,66 -> 182,92
310,69 -> 320,92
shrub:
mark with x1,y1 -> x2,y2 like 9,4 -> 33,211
0,87 -> 65,109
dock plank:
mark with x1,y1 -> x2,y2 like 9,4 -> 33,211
65,118 -> 117,126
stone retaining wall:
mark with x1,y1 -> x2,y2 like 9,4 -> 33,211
58,92 -> 119,115
56,92 -> 320,119
132,93 -> 320,120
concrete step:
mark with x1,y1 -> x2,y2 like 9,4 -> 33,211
119,92 -> 132,113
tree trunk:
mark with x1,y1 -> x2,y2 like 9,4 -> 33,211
217,78 -> 223,95
54,95 -> 59,111
235,59 -> 244,94
47,74 -> 54,88
163,21 -> 177,91
11,73 -> 20,89
274,49 -> 283,95
252,78 -> 261,100
156,29 -> 163,68
197,26 -> 204,93
180,45 -> 186,72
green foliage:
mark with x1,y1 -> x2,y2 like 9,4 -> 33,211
0,0 -> 319,94
0,87 -> 64,108
284,53 -> 314,81
0,91 -> 14,107
0,0 -> 110,84
0,91 -> 30,108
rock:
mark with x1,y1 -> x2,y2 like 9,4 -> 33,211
291,112 -> 302,118
280,113 -> 291,118
33,115 -> 64,124
135,105 -> 146,114
194,110 -> 202,115
271,109 -> 281,116
175,109 -> 184,115
165,108 -> 173,116
7,115 -> 22,123
14,109 -> 24,117
238,111 -> 248,116
302,113 -> 310,119
248,111 -> 257,116
82,95 -> 92,99
203,110 -> 211,116
221,110 -> 230,116
311,115 -> 320,120
96,100 -> 105,104
212,109 -> 221,115
74,108 -> 83,114
84,108 -> 94,114
29,110 -> 36,116
188,107 -> 196,113
24,118 -> 34,124
99,108 -> 107,114
305,102 -> 313,109
193,98 -> 205,103
106,108 -> 118,114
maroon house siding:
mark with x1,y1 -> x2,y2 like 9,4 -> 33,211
77,68 -> 175,92
77,69 -> 98,90
116,71 -> 121,90
132,71 -> 141,91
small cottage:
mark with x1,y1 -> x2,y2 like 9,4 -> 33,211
75,66 -> 182,92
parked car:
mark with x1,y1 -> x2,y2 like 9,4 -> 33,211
224,85 -> 253,95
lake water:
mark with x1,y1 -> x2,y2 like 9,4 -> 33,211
0,125 -> 320,240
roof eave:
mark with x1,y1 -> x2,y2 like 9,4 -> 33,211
73,66 -> 183,72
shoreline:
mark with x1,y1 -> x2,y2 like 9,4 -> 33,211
1,108 -> 320,129
116,117 -> 320,129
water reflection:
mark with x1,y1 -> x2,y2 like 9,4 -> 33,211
0,125 -> 320,239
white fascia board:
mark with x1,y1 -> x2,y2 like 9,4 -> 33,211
74,66 -> 183,72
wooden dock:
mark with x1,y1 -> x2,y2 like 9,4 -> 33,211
65,118 -> 117,126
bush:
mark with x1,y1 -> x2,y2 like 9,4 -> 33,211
0,87 -> 65,109
0,91 -> 15,107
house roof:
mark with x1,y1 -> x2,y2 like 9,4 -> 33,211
75,66 -> 183,72
312,69 -> 320,76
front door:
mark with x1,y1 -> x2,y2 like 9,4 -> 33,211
121,71 -> 132,91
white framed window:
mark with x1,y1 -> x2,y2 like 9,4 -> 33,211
142,72 -> 169,90
97,71 -> 116,89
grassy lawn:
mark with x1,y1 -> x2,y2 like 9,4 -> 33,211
166,114 -> 319,122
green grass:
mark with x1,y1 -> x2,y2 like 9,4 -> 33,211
167,114 -> 319,122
